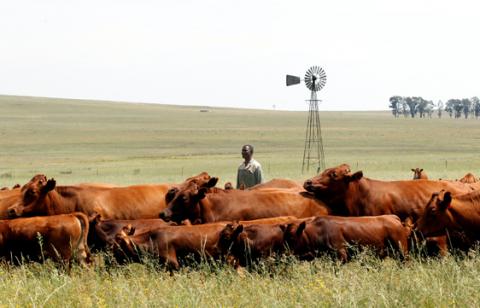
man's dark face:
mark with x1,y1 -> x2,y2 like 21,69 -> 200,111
241,146 -> 252,161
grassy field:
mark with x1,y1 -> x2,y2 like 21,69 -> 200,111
1,95 -> 480,306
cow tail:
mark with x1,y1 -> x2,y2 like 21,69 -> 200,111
73,212 -> 92,265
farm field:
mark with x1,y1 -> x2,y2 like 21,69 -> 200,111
1,95 -> 480,306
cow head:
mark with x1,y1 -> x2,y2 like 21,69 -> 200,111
184,172 -> 219,188
416,190 -> 455,237
7,174 -> 56,218
459,173 -> 477,184
283,220 -> 314,259
219,223 -> 245,252
303,164 -> 362,200
159,182 -> 207,223
160,173 -> 219,223
411,168 -> 426,180
113,226 -> 140,262
220,223 -> 288,265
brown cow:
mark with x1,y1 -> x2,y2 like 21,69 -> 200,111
114,222 -> 228,270
115,216 -> 298,270
411,168 -> 428,180
7,172 -> 217,220
303,163 -> 473,221
416,190 -> 480,243
458,173 -> 478,184
159,182 -> 330,224
0,213 -> 90,265
88,214 -> 177,249
284,215 -> 410,262
219,217 -> 302,267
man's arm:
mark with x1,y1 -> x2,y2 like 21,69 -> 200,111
236,169 -> 241,189
254,165 -> 263,184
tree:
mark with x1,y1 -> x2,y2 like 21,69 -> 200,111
401,100 -> 409,118
471,97 -> 480,119
461,98 -> 472,119
416,97 -> 431,118
405,97 -> 418,118
437,100 -> 444,118
425,100 -> 434,118
389,96 -> 402,118
445,100 -> 454,118
446,99 -> 463,118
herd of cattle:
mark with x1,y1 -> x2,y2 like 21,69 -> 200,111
1,164 -> 480,270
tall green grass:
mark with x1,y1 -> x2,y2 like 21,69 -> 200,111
1,253 -> 480,307
1,95 -> 480,306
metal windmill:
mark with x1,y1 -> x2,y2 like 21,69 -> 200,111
286,66 -> 327,173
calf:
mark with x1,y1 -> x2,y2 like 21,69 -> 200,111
219,217 -> 302,267
0,213 -> 91,265
115,216 -> 299,270
416,190 -> 480,244
284,215 -> 410,262
114,223 -> 227,270
88,213 -> 175,250
411,168 -> 428,180
458,173 -> 478,184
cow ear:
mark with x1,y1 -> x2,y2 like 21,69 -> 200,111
420,169 -> 423,172
348,171 -> 363,182
411,169 -> 415,172
42,179 -> 56,193
181,219 -> 193,226
232,224 -> 244,239
439,191 -> 452,210
122,224 -> 135,236
296,221 -> 306,236
204,177 -> 218,188
88,212 -> 102,223
279,224 -> 288,232
197,187 -> 208,200
165,187 -> 178,204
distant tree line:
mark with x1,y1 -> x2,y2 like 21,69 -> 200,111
389,96 -> 480,119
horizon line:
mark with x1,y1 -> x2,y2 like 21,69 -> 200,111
0,93 -> 390,113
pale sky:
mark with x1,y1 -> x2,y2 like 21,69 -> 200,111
1,0 -> 479,111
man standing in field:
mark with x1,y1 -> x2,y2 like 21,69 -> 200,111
237,144 -> 263,189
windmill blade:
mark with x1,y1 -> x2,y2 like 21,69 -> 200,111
305,66 -> 327,92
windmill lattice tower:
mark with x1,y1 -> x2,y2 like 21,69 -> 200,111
286,66 -> 327,173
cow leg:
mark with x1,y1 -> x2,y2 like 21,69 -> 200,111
165,248 -> 180,273
398,236 -> 409,259
76,244 -> 91,267
424,236 -> 448,256
435,236 -> 448,257
337,248 -> 348,262
386,232 -> 409,260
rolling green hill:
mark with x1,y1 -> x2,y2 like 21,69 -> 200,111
1,94 -> 479,187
